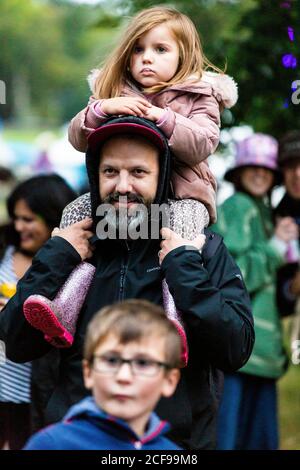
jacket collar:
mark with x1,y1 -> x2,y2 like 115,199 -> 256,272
63,396 -> 170,444
88,68 -> 238,108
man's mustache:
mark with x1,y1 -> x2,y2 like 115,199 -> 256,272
103,192 -> 146,205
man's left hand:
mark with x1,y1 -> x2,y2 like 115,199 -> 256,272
159,227 -> 206,265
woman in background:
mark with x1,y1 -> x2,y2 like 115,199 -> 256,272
0,174 -> 76,449
214,134 -> 298,450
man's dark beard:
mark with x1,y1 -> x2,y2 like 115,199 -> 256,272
101,192 -> 151,238
102,192 -> 147,206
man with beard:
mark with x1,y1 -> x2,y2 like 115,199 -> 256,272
0,117 -> 254,450
275,131 -> 300,315
95,133 -> 158,241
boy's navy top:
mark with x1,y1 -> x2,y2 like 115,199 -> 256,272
24,396 -> 181,450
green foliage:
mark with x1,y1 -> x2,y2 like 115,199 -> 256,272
279,363 -> 300,450
225,0 -> 300,137
0,0 -> 299,135
128,0 -> 299,136
0,0 -> 120,125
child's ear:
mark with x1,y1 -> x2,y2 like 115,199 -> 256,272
82,359 -> 93,390
161,369 -> 180,398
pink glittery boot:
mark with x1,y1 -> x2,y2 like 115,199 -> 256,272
163,199 -> 209,367
23,194 -> 94,348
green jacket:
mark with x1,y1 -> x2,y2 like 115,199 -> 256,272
214,192 -> 287,379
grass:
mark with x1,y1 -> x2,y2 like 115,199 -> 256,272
2,127 -> 60,143
279,318 -> 300,450
279,365 -> 300,449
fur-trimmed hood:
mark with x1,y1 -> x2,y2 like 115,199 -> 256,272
201,71 -> 238,109
87,68 -> 238,109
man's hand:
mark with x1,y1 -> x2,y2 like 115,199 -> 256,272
51,218 -> 94,261
158,227 -> 206,265
101,97 -> 151,117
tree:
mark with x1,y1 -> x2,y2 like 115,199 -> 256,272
225,0 -> 299,137
0,0 -> 118,125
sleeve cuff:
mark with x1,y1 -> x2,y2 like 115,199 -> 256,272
156,108 -> 169,126
93,100 -> 109,118
85,100 -> 108,128
161,245 -> 203,273
156,107 -> 175,138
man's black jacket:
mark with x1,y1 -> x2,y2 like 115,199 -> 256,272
0,233 -> 254,449
0,117 -> 254,449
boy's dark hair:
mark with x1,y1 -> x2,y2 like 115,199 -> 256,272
84,299 -> 182,368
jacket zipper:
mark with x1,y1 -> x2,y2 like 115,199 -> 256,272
119,242 -> 130,301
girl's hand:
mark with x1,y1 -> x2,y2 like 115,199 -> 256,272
101,97 -> 151,117
144,105 -> 165,122
158,227 -> 206,265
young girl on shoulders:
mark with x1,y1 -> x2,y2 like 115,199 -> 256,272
23,6 -> 238,351
69,5 -> 238,225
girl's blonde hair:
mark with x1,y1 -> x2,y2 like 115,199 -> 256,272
94,5 -> 222,98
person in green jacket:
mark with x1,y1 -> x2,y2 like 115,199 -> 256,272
214,133 -> 299,450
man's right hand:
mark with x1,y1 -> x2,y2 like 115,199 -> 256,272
51,218 -> 94,261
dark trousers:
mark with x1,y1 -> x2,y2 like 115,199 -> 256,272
0,402 -> 31,450
217,373 -> 278,450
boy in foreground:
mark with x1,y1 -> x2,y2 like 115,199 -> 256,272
24,300 -> 181,450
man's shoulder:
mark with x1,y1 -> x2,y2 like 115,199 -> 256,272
202,229 -> 223,261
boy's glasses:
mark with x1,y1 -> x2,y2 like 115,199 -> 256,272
92,354 -> 171,377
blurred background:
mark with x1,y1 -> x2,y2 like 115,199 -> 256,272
0,0 -> 299,449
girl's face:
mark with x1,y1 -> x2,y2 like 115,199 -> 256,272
130,24 -> 180,88
240,167 -> 275,197
13,199 -> 51,254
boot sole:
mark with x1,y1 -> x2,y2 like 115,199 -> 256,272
23,297 -> 73,348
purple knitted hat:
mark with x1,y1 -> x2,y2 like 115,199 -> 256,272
225,133 -> 281,184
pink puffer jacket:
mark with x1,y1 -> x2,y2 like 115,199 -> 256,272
68,71 -> 238,223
